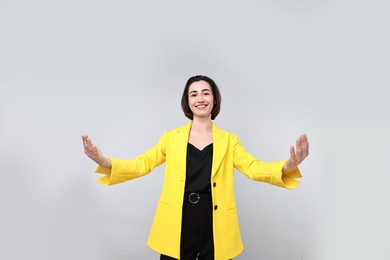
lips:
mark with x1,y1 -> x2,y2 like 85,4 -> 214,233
195,104 -> 208,109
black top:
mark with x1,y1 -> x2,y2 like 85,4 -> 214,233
185,143 -> 213,193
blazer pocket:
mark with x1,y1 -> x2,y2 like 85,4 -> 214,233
226,205 -> 237,212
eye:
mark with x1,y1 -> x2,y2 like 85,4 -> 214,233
190,94 -> 197,97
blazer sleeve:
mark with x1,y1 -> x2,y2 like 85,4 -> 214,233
95,132 -> 167,186
232,134 -> 302,189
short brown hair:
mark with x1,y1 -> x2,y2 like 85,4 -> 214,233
181,75 -> 222,120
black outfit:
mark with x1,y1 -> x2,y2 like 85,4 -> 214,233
161,143 -> 214,260
185,143 -> 213,193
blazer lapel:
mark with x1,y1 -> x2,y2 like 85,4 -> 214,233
212,123 -> 228,178
174,122 -> 228,179
175,122 -> 192,178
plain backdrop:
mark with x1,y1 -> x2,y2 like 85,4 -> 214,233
1,0 -> 389,259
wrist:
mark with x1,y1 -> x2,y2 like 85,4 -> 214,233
282,162 -> 296,173
101,157 -> 112,169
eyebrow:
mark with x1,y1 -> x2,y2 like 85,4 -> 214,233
189,89 -> 211,94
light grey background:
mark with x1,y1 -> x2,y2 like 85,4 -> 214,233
1,0 -> 389,259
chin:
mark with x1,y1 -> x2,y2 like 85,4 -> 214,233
194,113 -> 212,119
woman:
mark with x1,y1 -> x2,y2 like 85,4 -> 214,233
82,75 -> 309,260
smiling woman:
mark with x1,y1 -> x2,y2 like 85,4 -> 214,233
82,75 -> 309,260
188,82 -> 214,120
181,75 -> 222,121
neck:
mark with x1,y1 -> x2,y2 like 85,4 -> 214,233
191,117 -> 213,133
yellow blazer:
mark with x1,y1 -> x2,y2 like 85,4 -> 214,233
95,122 -> 302,260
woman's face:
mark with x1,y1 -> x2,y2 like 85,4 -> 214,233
188,80 -> 214,120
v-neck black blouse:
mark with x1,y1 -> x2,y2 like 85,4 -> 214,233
184,143 -> 213,193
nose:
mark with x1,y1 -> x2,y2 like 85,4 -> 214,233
198,94 -> 205,102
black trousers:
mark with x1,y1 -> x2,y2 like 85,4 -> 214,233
160,197 -> 215,260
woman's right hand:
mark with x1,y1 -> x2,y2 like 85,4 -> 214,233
82,135 -> 112,169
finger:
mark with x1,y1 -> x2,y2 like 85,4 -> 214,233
84,137 -> 95,155
295,137 -> 303,161
85,138 -> 93,152
86,137 -> 94,149
82,135 -> 88,147
301,134 -> 309,157
290,145 -> 295,161
87,145 -> 97,159
305,134 -> 310,156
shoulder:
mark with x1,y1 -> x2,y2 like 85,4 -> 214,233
212,124 -> 238,141
161,122 -> 192,140
166,122 -> 192,134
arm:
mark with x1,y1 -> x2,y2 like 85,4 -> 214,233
233,134 -> 308,189
82,133 -> 167,186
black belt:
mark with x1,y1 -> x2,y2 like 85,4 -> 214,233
184,192 -> 212,204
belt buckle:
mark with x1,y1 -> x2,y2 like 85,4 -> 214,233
189,192 -> 200,204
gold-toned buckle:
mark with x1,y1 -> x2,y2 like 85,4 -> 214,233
189,192 -> 200,204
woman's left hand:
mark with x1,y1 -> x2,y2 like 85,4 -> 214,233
283,134 -> 309,172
